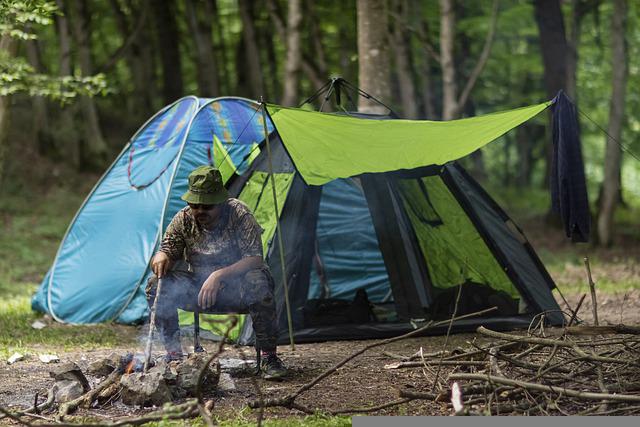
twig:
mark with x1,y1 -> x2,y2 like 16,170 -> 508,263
0,405 -> 32,426
195,315 -> 238,403
248,307 -> 498,409
569,294 -> 587,325
330,398 -> 414,415
398,389 -> 439,400
58,368 -> 122,418
456,0 -> 500,112
239,347 -> 265,426
431,283 -> 463,392
0,389 -> 54,420
565,325 -> 640,335
386,360 -> 487,369
489,347 -> 503,376
584,257 -> 599,326
449,373 -> 640,403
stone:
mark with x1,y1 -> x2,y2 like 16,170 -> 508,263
38,354 -> 60,363
31,320 -> 47,329
88,353 -> 120,377
174,353 -> 219,396
7,353 -> 24,365
53,380 -> 84,403
49,362 -> 90,392
218,373 -> 236,392
120,370 -> 172,407
219,357 -> 256,376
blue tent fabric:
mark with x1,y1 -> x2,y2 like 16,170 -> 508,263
32,97 -> 271,324
550,92 -> 590,242
308,179 -> 390,303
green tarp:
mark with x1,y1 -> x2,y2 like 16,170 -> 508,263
267,102 -> 551,186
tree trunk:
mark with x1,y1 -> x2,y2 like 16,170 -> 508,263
153,0 -> 183,103
533,0 -> 568,190
306,0 -> 328,80
238,0 -> 265,98
67,0 -> 109,170
439,0 -> 458,120
391,0 -> 419,119
24,38 -> 53,158
567,0 -> 587,102
597,0 -> 628,246
185,0 -> 220,97
110,0 -> 155,118
210,0 -> 230,94
0,36 -> 16,191
357,0 -> 391,114
54,0 -> 80,167
281,0 -> 303,106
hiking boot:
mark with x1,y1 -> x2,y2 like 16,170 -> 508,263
260,353 -> 288,380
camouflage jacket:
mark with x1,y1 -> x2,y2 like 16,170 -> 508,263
159,198 -> 263,272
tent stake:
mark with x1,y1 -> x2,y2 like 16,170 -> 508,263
260,100 -> 295,351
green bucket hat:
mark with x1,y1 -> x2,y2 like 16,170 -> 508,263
181,165 -> 229,205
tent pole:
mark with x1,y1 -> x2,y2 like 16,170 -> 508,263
260,100 -> 295,351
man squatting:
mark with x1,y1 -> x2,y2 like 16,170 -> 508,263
146,165 -> 287,379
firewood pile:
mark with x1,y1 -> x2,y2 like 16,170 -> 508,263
0,351 -> 253,427
386,324 -> 640,415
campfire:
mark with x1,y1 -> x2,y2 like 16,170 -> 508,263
123,353 -> 147,375
32,349 -> 245,419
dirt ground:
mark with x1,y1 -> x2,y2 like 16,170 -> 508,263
2,291 -> 639,423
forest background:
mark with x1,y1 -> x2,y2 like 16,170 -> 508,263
0,0 -> 639,422
0,0 -> 639,386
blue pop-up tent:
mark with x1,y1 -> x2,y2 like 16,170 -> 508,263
33,95 -> 569,343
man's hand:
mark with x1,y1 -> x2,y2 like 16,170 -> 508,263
198,271 -> 224,309
151,252 -> 172,278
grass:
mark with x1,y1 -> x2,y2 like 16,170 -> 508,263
136,414 -> 351,427
0,185 -> 136,360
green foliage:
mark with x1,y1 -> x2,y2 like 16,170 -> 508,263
0,0 -> 109,102
0,0 -> 57,40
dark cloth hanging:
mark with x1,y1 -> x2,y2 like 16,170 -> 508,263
550,91 -> 590,242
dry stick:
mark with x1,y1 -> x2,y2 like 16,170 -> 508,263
248,306 -> 498,410
535,300 -> 584,380
144,277 -> 163,372
58,368 -> 123,418
431,283 -> 463,392
0,389 -> 54,420
566,325 -> 640,335
195,316 -> 238,404
238,347 -> 265,427
387,360 -> 487,369
197,404 -> 215,427
0,405 -> 32,427
480,327 -> 639,366
477,326 -> 633,349
569,294 -> 587,325
449,373 -> 640,403
19,400 -> 200,427
398,390 -> 439,400
584,257 -> 599,326
444,341 -> 521,361
330,398 -> 415,415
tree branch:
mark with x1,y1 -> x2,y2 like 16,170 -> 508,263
456,0 -> 499,113
96,0 -> 149,73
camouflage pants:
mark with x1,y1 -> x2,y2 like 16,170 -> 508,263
146,266 -> 278,353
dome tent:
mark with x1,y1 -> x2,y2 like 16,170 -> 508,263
33,95 -> 567,344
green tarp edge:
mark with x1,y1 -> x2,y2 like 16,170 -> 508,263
267,101 -> 551,186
